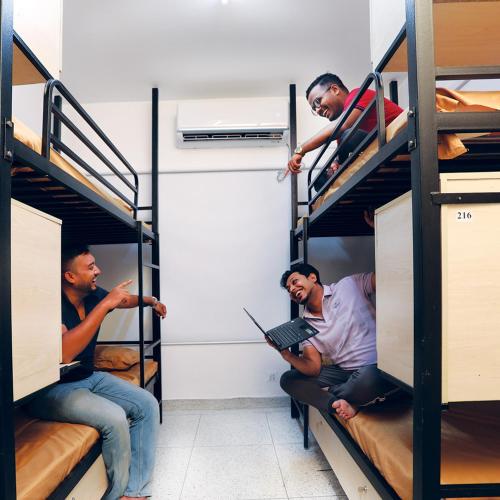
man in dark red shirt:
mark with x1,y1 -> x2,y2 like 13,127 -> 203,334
287,73 -> 403,189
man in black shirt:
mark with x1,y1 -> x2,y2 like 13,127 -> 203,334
27,244 -> 166,500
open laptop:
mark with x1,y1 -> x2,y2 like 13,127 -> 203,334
243,308 -> 319,350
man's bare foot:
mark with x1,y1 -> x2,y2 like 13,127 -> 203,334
332,399 -> 358,420
120,496 -> 146,500
327,160 -> 341,177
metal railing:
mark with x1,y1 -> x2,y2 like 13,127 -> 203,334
42,79 -> 139,217
306,72 -> 387,212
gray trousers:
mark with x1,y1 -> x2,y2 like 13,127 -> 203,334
280,364 -> 397,415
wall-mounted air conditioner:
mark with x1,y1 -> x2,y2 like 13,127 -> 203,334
176,98 -> 289,149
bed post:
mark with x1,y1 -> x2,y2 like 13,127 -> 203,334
0,0 -> 16,497
151,87 -> 162,418
406,1 -> 442,499
288,84 -> 301,421
290,83 -> 298,229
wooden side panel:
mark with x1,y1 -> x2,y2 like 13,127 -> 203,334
65,455 -> 108,500
441,172 -> 500,403
11,200 -> 61,401
375,191 -> 414,387
309,407 -> 382,500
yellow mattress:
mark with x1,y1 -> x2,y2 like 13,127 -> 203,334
110,360 -> 159,385
11,116 -> 133,214
15,361 -> 158,499
15,411 -> 99,500
341,399 -> 500,500
311,89 -> 500,213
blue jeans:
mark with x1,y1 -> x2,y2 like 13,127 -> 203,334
26,371 -> 159,499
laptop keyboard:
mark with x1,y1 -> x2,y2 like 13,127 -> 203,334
269,324 -> 303,346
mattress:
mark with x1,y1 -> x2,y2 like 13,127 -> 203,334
15,360 -> 158,499
15,410 -> 99,500
11,116 -> 133,215
340,399 -> 500,500
311,89 -> 500,213
110,360 -> 159,385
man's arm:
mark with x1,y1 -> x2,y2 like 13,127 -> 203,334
288,108 -> 363,173
61,280 -> 132,363
116,294 -> 167,319
277,343 -> 322,377
371,272 -> 376,292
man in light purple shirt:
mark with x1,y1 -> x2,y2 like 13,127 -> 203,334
272,263 -> 396,420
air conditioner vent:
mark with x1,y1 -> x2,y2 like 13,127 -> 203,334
182,131 -> 285,142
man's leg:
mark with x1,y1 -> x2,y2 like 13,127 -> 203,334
330,364 -> 398,418
92,372 -> 160,498
280,365 -> 353,412
25,375 -> 132,500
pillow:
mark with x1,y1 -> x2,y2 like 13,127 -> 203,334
94,346 -> 139,371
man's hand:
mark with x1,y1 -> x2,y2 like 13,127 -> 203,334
104,280 -> 133,310
152,301 -> 167,319
265,337 -> 291,360
287,153 -> 303,174
363,209 -> 375,229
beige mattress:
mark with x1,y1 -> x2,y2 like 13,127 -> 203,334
311,89 -> 500,213
340,399 -> 500,500
110,360 -> 159,385
15,360 -> 158,499
11,116 -> 133,215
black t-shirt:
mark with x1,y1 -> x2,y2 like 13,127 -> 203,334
61,287 -> 109,382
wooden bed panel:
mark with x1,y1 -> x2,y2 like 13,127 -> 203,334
375,191 -> 413,388
64,454 -> 108,500
385,1 -> 500,72
11,200 -> 61,401
309,407 -> 382,500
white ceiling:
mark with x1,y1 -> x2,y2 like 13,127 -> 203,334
62,0 -> 371,103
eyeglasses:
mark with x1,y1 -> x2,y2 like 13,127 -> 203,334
311,88 -> 329,116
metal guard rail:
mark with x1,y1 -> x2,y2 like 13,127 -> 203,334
42,79 -> 139,217
307,71 -> 387,211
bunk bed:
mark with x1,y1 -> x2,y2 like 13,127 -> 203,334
288,1 -> 500,499
0,2 -> 163,497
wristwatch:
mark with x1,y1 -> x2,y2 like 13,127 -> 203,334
144,296 -> 158,307
294,145 -> 304,156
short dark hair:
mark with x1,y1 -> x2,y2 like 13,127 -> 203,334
62,243 -> 90,272
306,73 -> 348,99
280,263 -> 322,288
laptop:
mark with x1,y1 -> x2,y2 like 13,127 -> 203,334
243,308 -> 319,350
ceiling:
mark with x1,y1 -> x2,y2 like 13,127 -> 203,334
62,0 -> 371,103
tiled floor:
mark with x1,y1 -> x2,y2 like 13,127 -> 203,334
153,399 -> 347,500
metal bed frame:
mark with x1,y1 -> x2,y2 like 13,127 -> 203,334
288,1 -> 500,498
0,0 -> 162,497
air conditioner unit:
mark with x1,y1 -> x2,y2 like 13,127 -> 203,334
176,99 -> 289,149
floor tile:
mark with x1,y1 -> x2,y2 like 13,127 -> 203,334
266,411 -> 315,445
274,443 -> 345,498
158,413 -> 200,448
181,444 -> 287,499
164,397 -> 289,412
194,411 -> 272,446
152,446 -> 192,499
